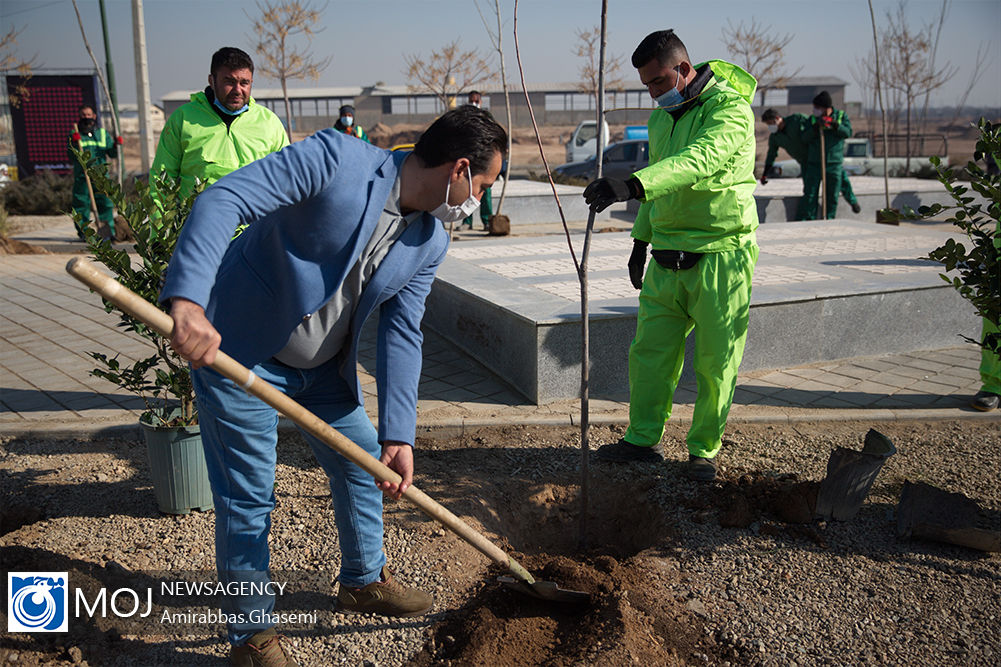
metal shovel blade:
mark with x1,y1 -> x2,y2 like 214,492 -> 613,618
497,575 -> 591,604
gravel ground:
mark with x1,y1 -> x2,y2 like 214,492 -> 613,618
2,418 -> 999,665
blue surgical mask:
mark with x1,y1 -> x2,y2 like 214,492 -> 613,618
213,98 -> 249,116
655,68 -> 686,111
340,116 -> 354,127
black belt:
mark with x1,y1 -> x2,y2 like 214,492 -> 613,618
651,249 -> 704,271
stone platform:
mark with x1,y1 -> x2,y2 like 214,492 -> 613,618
425,220 -> 980,403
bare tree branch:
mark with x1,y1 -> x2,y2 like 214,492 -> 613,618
247,0 -> 331,133
404,39 -> 495,111
574,26 -> 624,107
0,25 -> 39,108
721,18 -> 801,104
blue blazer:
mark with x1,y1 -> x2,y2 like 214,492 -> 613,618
160,129 -> 449,445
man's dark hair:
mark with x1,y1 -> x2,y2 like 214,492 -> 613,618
210,47 -> 254,77
78,104 -> 95,114
413,106 -> 507,175
468,90 -> 482,99
762,108 -> 780,123
631,29 -> 689,69
813,90 -> 833,109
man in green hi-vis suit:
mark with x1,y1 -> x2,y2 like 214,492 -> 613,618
582,28 -> 759,482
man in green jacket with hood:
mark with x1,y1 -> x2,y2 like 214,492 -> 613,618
150,47 -> 288,207
584,28 -> 758,481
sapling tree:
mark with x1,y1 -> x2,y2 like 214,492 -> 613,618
71,147 -> 203,426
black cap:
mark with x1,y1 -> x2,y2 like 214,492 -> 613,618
339,104 -> 354,116
813,91 -> 832,109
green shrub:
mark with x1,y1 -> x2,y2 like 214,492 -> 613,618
2,170 -> 73,215
883,118 -> 1000,357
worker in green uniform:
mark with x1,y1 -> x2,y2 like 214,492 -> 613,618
151,47 -> 288,208
800,91 -> 852,220
971,202 -> 1001,411
333,105 -> 370,142
760,108 -> 860,219
461,91 -> 492,230
583,29 -> 759,482
68,105 -> 122,240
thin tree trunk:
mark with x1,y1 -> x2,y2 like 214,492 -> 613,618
71,0 -> 123,185
493,0 -> 512,215
868,0 -> 890,209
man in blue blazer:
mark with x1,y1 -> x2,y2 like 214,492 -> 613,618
160,106 -> 506,664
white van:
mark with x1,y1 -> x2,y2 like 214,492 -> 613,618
565,119 -> 610,163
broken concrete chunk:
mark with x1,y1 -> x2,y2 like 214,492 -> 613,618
815,428 -> 896,521
897,480 -> 1001,553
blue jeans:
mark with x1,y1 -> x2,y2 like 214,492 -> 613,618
192,357 -> 386,645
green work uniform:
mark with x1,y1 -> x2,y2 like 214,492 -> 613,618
764,113 -> 858,219
335,123 -> 370,143
801,108 -> 852,219
69,127 -> 117,238
626,60 -> 759,460
461,186 -> 492,230
980,216 -> 1001,395
151,89 -> 288,206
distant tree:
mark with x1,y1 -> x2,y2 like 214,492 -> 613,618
247,0 -> 331,132
1,25 -> 38,108
574,26 -> 624,109
404,40 -> 494,112
881,0 -> 957,173
721,19 -> 800,107
473,0 -> 513,214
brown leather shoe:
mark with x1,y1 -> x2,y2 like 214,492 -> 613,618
336,566 -> 432,617
230,628 -> 298,666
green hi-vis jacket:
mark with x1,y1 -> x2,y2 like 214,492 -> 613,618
803,108 -> 852,166
764,112 -> 811,170
631,60 -> 759,253
68,127 -> 117,177
150,91 -> 289,201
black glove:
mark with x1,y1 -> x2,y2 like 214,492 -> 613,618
583,176 -> 643,212
628,240 -> 648,289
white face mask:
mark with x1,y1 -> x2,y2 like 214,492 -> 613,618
768,123 -> 779,134
812,107 -> 824,117
340,115 -> 353,127
431,165 -> 480,223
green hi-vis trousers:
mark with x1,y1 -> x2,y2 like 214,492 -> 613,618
72,179 -> 115,235
981,319 -> 1001,395
624,244 -> 758,459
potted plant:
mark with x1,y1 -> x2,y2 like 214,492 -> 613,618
71,147 -> 212,515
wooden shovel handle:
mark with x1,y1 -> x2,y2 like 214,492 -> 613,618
66,257 -> 535,585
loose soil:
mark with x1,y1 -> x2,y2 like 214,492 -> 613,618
2,419 -> 999,665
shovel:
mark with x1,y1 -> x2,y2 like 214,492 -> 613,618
67,257 -> 589,605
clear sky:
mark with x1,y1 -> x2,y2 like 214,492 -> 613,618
3,0 -> 999,110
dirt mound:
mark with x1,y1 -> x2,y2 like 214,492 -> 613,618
0,236 -> 49,254
413,553 -> 725,666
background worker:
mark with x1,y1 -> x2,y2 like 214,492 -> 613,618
583,29 -> 759,482
161,106 -> 506,664
460,91 -> 492,230
333,104 -> 370,142
760,108 -> 860,218
150,47 -> 288,205
68,105 -> 122,240
800,91 -> 853,219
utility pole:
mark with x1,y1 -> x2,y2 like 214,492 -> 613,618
131,0 -> 154,172
99,0 -> 124,183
